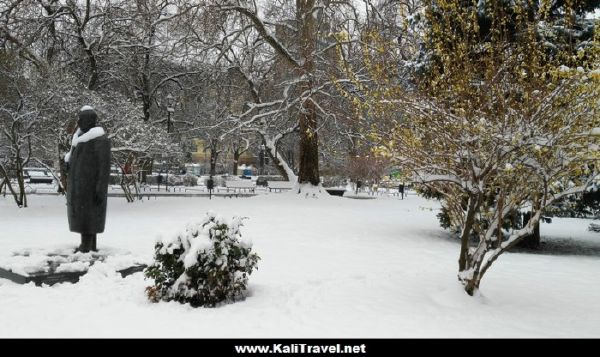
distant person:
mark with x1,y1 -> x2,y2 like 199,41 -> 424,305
372,183 -> 378,196
356,180 -> 362,194
157,172 -> 164,191
399,183 -> 405,200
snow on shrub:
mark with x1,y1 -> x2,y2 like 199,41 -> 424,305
144,212 -> 260,307
167,175 -> 183,186
182,173 -> 198,187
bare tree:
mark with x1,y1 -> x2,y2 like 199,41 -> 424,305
0,55 -> 38,207
187,0 -> 364,192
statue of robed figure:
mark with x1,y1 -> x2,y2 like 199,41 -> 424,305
65,106 -> 111,252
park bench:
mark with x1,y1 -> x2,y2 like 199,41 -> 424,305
225,180 -> 256,193
267,181 -> 294,192
325,188 -> 345,196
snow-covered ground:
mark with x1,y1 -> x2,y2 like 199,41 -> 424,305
1,192 -> 599,338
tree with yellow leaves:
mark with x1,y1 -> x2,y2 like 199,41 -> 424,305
340,0 -> 600,295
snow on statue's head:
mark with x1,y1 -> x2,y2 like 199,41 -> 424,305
78,105 -> 97,133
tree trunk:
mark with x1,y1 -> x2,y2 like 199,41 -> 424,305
232,150 -> 240,175
12,141 -> 27,207
464,276 -> 480,296
210,148 -> 218,176
142,92 -> 151,122
70,1 -> 100,90
296,0 -> 320,186
457,192 -> 489,296
86,56 -> 99,90
117,155 -> 138,203
16,167 -> 26,208
459,193 -> 480,271
140,20 -> 156,122
266,147 -> 289,180
495,192 -> 504,249
518,212 -> 540,248
518,194 -> 541,249
41,3 -> 58,64
120,175 -> 135,203
298,100 -> 319,185
0,167 -> 25,207
263,138 -> 296,181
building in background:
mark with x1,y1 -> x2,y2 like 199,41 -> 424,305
188,138 -> 257,175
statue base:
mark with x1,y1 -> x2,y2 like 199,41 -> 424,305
0,246 -> 147,286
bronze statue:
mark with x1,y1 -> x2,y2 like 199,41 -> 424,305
66,106 -> 111,252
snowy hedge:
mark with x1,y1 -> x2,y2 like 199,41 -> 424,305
182,173 -> 198,187
167,175 -> 183,186
144,212 -> 260,307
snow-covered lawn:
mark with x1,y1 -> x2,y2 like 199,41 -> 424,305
1,193 -> 599,337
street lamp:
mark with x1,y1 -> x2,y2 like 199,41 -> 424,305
162,156 -> 169,193
166,93 -> 174,133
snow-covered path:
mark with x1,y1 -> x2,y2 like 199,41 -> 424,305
1,193 -> 599,337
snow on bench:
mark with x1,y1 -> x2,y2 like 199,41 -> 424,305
225,180 -> 256,193
267,181 -> 295,192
